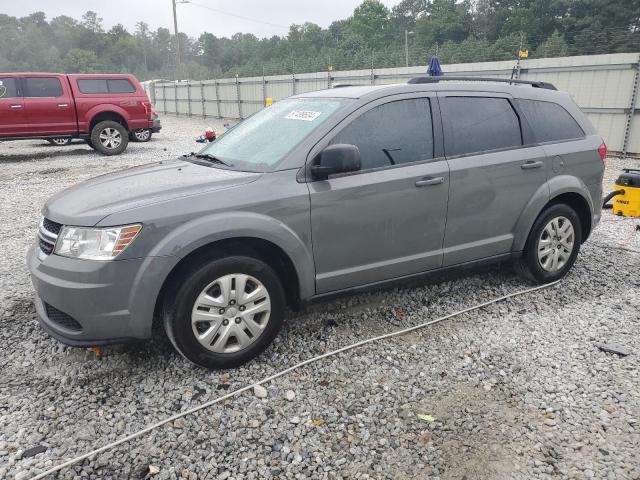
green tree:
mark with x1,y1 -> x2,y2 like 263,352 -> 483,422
63,48 -> 100,73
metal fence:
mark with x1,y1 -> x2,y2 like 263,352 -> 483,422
144,52 -> 640,155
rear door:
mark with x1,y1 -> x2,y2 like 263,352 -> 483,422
23,75 -> 76,135
439,92 -> 548,265
308,94 -> 450,293
0,76 -> 28,137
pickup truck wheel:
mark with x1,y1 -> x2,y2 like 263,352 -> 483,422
163,255 -> 285,369
130,128 -> 152,142
91,120 -> 128,155
47,138 -> 72,146
515,204 -> 581,284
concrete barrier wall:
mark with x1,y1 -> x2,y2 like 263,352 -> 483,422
143,52 -> 640,155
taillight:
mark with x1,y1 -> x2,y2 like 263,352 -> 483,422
142,101 -> 151,116
598,142 -> 607,162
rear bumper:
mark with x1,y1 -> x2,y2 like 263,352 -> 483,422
152,118 -> 162,133
27,245 -> 178,346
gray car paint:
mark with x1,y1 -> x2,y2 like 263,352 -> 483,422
28,81 -> 604,345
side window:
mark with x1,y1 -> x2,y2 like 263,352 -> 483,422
0,78 -> 20,98
107,79 -> 136,93
442,97 -> 522,157
518,99 -> 585,143
330,98 -> 434,171
77,78 -> 136,94
77,79 -> 109,94
24,77 -> 63,98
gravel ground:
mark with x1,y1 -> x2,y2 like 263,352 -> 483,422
1,115 -> 639,480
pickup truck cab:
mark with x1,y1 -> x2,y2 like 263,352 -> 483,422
0,73 -> 159,155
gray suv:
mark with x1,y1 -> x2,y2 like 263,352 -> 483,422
28,78 -> 605,368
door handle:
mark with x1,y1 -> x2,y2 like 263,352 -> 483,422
10,104 -> 23,109
521,160 -> 543,170
58,103 -> 69,108
415,176 -> 444,187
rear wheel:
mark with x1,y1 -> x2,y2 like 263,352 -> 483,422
47,138 -> 72,146
515,204 -> 582,284
163,255 -> 285,369
90,120 -> 128,155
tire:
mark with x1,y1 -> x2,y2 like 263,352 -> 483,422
85,139 -> 97,150
47,138 -> 72,146
515,204 -> 582,284
130,128 -> 152,142
90,120 -> 128,155
163,255 -> 286,369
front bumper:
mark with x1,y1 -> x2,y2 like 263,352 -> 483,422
27,245 -> 177,346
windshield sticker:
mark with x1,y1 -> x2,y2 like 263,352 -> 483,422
285,110 -> 322,122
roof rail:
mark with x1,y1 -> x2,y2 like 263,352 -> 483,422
407,76 -> 557,90
332,84 -> 355,88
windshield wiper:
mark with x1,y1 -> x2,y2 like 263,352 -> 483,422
184,152 -> 233,167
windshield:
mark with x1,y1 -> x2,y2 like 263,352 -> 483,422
199,98 -> 346,171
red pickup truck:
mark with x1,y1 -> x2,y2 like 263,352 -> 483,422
0,73 -> 161,155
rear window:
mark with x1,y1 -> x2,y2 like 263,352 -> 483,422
77,78 -> 136,94
24,77 -> 63,98
518,99 -> 585,143
0,78 -> 20,98
442,97 -> 522,157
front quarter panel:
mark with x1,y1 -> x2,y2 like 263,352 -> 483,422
99,169 -> 315,299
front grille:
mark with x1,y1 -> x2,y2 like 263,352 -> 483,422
38,217 -> 62,257
42,218 -> 62,235
39,238 -> 54,255
45,304 -> 82,332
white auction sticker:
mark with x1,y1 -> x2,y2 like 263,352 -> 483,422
285,110 -> 322,121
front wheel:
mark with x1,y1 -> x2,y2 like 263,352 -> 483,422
515,204 -> 582,284
163,255 -> 285,369
47,138 -> 72,146
130,128 -> 152,142
90,120 -> 128,155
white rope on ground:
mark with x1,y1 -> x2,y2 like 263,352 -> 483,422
29,280 -> 560,480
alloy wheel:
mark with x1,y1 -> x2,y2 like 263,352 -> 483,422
99,127 -> 122,149
134,129 -> 151,141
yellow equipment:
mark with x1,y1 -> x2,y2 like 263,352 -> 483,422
604,168 -> 640,217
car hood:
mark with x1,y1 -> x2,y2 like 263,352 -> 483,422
43,158 -> 260,226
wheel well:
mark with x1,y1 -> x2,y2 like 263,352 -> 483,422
548,192 -> 592,242
154,237 -> 301,325
90,112 -> 128,132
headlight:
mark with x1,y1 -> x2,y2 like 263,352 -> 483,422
55,224 -> 142,260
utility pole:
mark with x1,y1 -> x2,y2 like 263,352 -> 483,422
172,0 -> 180,67
404,30 -> 414,68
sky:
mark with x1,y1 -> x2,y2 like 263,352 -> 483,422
1,0 -> 401,38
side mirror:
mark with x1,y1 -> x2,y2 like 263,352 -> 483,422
311,144 -> 361,180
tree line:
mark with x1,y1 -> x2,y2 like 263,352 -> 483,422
0,0 -> 638,81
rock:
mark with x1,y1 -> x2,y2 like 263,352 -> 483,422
173,418 -> 186,429
597,343 -> 631,356
285,390 -> 296,401
290,416 -> 301,424
21,445 -> 47,458
253,385 -> 268,399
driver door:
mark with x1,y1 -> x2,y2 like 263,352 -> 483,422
307,94 -> 450,294
0,76 -> 28,137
